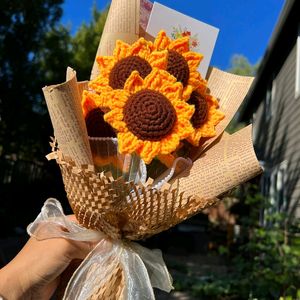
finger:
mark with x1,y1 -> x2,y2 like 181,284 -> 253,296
66,240 -> 95,260
66,215 -> 78,223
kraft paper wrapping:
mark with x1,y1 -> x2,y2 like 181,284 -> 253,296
204,68 -> 254,149
43,68 -> 93,166
90,0 -> 140,80
179,125 -> 262,199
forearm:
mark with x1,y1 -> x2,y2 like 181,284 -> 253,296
0,263 -> 24,300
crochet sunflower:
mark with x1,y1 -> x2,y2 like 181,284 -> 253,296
89,37 -> 168,94
84,68 -> 195,164
82,94 -> 116,138
187,88 -> 225,146
89,31 -> 204,99
153,30 -> 205,100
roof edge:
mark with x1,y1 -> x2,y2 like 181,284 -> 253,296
239,0 -> 296,120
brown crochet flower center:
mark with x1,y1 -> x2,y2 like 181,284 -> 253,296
167,50 -> 190,86
85,108 -> 116,137
109,56 -> 152,89
188,92 -> 208,128
123,89 -> 177,141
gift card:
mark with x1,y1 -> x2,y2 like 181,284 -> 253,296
146,2 -> 219,77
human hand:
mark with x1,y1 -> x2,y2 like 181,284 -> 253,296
0,222 -> 92,299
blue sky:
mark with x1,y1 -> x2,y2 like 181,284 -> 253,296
62,0 -> 284,70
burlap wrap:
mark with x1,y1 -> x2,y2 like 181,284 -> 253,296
58,154 -> 217,241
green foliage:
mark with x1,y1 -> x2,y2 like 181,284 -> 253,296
228,54 -> 259,76
71,5 -> 108,80
0,1 -> 108,160
225,55 -> 260,134
190,185 -> 300,300
38,25 -> 73,86
0,0 -> 66,160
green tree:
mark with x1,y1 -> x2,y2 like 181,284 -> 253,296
0,2 -> 109,236
71,5 -> 108,80
0,0 -> 71,160
226,54 -> 259,133
182,185 -> 300,299
228,54 -> 259,76
38,25 -> 73,86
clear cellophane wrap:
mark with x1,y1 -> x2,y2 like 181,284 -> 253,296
33,0 -> 262,298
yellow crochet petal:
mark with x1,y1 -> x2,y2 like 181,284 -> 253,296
118,131 -> 141,153
181,71 -> 204,101
158,69 -> 177,84
82,90 -> 108,108
82,91 -> 98,117
160,133 -> 180,155
173,100 -> 195,120
144,69 -> 176,91
137,141 -> 161,164
104,108 -> 123,123
130,38 -> 153,59
207,109 -> 225,126
173,119 -> 194,139
182,52 -> 203,70
189,71 -> 206,82
196,123 -> 216,138
160,82 -> 183,103
143,69 -> 162,91
206,94 -> 220,107
187,130 -> 203,146
113,40 -> 131,60
187,76 -> 203,90
196,81 -> 208,95
123,71 -> 144,94
89,77 -> 112,94
148,50 -> 168,69
168,36 -> 190,54
96,56 -> 115,76
187,90 -> 225,146
182,84 -> 194,101
187,72 -> 207,94
107,90 -> 130,109
153,30 -> 171,50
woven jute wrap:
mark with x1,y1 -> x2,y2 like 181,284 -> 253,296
58,155 -> 217,241
86,263 -> 124,300
56,154 -> 215,298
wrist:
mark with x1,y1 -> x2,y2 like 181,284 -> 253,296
0,264 -> 24,300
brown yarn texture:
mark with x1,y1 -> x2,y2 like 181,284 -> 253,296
188,92 -> 208,128
85,108 -> 116,138
123,89 -> 177,141
109,56 -> 152,89
58,155 -> 217,241
167,50 -> 190,86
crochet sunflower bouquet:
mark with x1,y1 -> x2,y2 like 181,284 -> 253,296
27,0 -> 262,299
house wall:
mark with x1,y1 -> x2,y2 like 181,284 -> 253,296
253,43 -> 300,219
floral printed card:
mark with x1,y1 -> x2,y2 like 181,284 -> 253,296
140,0 -> 153,31
146,2 -> 219,77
